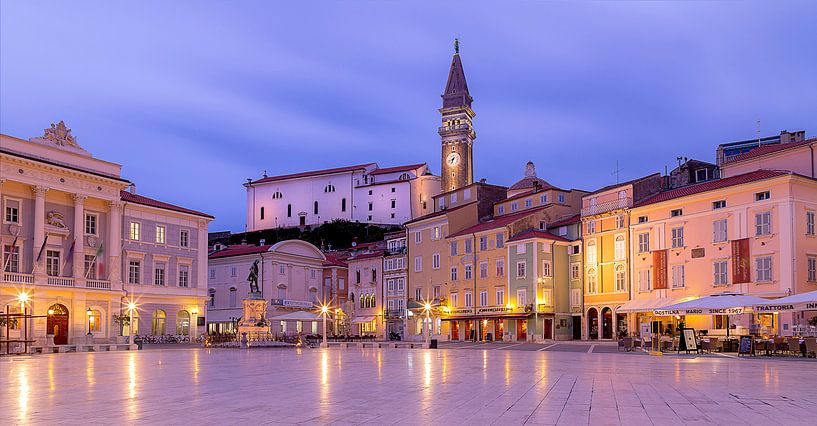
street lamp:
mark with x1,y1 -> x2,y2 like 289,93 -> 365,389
320,304 -> 330,348
17,291 -> 31,348
423,302 -> 432,347
127,300 -> 137,339
86,307 -> 93,336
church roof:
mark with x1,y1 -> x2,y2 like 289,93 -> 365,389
442,53 -> 472,109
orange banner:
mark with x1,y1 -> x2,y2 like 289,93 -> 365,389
653,249 -> 668,290
731,238 -> 751,284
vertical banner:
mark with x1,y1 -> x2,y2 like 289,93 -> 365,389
653,249 -> 668,289
731,238 -> 750,284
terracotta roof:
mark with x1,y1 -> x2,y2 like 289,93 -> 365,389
507,229 -> 570,243
634,170 -> 790,207
404,201 -> 477,225
369,163 -> 426,175
586,173 -> 661,196
724,138 -> 816,165
209,244 -> 272,259
433,182 -> 508,200
384,230 -> 407,239
250,163 -> 375,184
448,206 -> 546,238
500,186 -> 566,205
509,177 -> 554,191
548,214 -> 581,227
322,252 -> 349,267
121,191 -> 213,218
347,250 -> 384,261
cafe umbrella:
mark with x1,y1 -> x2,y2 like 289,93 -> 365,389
654,292 -> 769,337
753,289 -> 817,313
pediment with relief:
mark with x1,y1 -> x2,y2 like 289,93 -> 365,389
29,121 -> 91,156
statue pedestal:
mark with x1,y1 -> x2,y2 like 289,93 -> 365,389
237,295 -> 270,345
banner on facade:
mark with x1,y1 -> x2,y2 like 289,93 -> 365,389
731,238 -> 751,284
653,249 -> 668,290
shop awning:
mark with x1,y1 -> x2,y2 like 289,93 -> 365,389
351,316 -> 376,324
655,292 -> 768,316
616,296 -> 695,314
272,311 -> 320,322
753,290 -> 817,313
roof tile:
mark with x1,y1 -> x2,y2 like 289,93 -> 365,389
634,170 -> 790,207
121,191 -> 213,218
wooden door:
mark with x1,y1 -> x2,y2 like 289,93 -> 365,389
451,321 -> 459,340
516,320 -> 527,341
543,318 -> 553,340
47,304 -> 69,345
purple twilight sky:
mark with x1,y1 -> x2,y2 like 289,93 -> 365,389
2,1 -> 816,232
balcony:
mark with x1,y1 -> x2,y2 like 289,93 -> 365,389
385,247 -> 407,256
581,197 -> 632,217
47,276 -> 75,287
438,124 -> 471,134
2,272 -> 34,285
384,308 -> 405,319
86,279 -> 111,290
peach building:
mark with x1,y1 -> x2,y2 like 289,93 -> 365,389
626,170 -> 817,336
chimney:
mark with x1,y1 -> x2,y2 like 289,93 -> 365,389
129,183 -> 137,194
780,130 -> 806,144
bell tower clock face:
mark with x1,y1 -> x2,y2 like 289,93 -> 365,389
446,152 -> 461,166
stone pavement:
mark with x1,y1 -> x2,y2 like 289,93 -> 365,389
1,347 -> 815,425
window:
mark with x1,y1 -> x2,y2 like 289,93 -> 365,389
708,218 -> 728,243
355,270 -> 361,284
540,194 -> 548,204
260,207 -> 265,220
539,221 -> 547,230
479,236 -> 488,251
496,233 -> 504,248
558,194 -> 565,203
559,226 -> 567,236
271,191 -> 283,199
179,266 -> 189,287
807,256 -> 816,282
671,227 -> 684,248
209,290 -> 215,307
615,265 -> 626,292
368,202 -> 373,211
587,240 -> 597,263
755,212 -> 771,236
807,211 -> 815,236
324,184 -> 335,193
450,267 -> 458,281
571,288 -> 581,307
129,222 -> 141,240
525,198 -> 532,208
755,191 -> 770,201
516,261 -> 526,279
314,201 -> 319,215
542,260 -> 552,277
479,262 -> 488,278
84,213 -> 97,235
511,202 -> 518,212
129,260 -> 141,284
614,235 -> 626,260
587,268 -> 597,293
397,279 -> 404,291
713,260 -> 728,286
638,269 -> 652,292
229,267 -> 237,277
180,230 -> 189,248
311,269 -> 317,279
516,288 -> 527,306
517,243 -> 526,254
432,226 -> 441,240
464,239 -> 472,254
713,200 -> 726,209
616,215 -> 625,229
415,288 -> 422,301
3,245 -> 20,273
571,263 -> 580,280
415,231 -> 421,244
463,188 -> 471,199
465,292 -> 473,307
587,221 -> 596,234
4,201 -> 19,223
496,259 -> 505,277
450,193 -> 457,203
670,209 -> 683,217
88,309 -> 102,332
496,289 -> 504,306
279,265 -> 286,275
432,253 -> 440,269
154,263 -> 166,286
638,216 -> 648,224
229,288 -> 237,307
391,199 -> 396,209
450,241 -> 458,256
414,256 -> 422,272
46,250 -> 60,276
479,291 -> 488,307
498,205 -> 505,214
450,292 -> 459,307
756,256 -> 772,282
638,233 -> 650,253
209,268 -> 216,279
671,264 -> 685,288
696,168 -> 709,182
155,225 -> 166,244
464,264 -> 473,280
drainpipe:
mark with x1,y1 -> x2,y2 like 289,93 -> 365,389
809,143 -> 814,178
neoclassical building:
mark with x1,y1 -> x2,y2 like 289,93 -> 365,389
1,122 -> 212,346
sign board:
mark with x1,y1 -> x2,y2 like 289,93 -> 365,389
731,238 -> 751,284
678,328 -> 698,353
738,335 -> 754,356
270,299 -> 313,309
691,248 -> 706,258
653,250 -> 668,290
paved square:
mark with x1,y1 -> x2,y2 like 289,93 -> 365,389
2,348 -> 816,425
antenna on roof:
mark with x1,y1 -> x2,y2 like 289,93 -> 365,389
611,160 -> 623,184
756,119 -> 761,144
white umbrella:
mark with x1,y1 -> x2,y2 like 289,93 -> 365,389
655,292 -> 769,338
753,290 -> 817,313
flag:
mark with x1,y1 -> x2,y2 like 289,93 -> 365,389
36,235 -> 48,261
2,235 -> 18,272
96,242 -> 105,278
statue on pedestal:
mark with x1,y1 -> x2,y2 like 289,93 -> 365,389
238,259 -> 270,343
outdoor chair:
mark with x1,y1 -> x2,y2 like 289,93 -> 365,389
805,338 -> 817,358
701,339 -> 712,353
788,338 -> 802,357
709,337 -> 721,353
661,339 -> 673,352
618,337 -> 631,352
774,337 -> 787,355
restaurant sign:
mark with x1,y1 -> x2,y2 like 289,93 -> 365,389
755,304 -> 794,313
654,307 -> 744,316
476,306 -> 514,315
270,299 -> 314,309
446,308 -> 475,316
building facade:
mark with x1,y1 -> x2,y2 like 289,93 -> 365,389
383,230 -> 408,338
346,250 -> 385,337
1,123 -> 212,346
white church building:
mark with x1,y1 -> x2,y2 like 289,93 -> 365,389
244,163 -> 440,230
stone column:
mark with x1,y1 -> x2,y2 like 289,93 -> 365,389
72,194 -> 87,281
31,185 -> 49,278
107,200 -> 124,287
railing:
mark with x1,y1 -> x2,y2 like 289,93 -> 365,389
47,276 -> 75,287
384,309 -> 406,319
581,197 -> 632,216
438,124 -> 471,134
2,272 -> 34,284
386,247 -> 407,256
86,279 -> 111,290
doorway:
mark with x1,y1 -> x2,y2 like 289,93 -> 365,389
588,308 -> 599,340
47,304 -> 69,345
451,321 -> 459,340
465,321 -> 473,341
516,320 -> 527,341
494,320 -> 504,342
601,308 -> 613,339
572,316 -> 582,340
543,318 -> 553,340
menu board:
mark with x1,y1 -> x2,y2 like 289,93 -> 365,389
679,328 -> 698,353
738,335 -> 753,356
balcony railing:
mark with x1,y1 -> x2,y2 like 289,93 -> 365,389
86,279 -> 111,290
438,124 -> 471,134
384,308 -> 405,319
47,276 -> 75,287
581,197 -> 632,216
2,272 -> 34,284
385,247 -> 407,256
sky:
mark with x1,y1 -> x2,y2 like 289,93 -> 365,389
2,1 -> 816,232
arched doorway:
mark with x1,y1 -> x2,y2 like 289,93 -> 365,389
587,308 -> 599,340
47,304 -> 69,345
176,310 -> 190,335
601,307 -> 613,339
152,310 -> 166,335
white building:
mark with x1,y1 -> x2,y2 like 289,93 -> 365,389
244,163 -> 440,230
1,122 -> 212,346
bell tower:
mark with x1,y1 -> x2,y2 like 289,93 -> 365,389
439,39 -> 475,192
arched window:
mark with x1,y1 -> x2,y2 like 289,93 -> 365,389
229,287 -> 237,307
314,201 -> 319,215
370,294 -> 376,308
324,184 -> 335,193
398,173 -> 410,180
587,268 -> 597,294
176,310 -> 190,335
615,265 -> 626,292
151,310 -> 166,335
587,240 -> 597,263
208,289 -> 215,307
88,309 -> 103,333
341,198 -> 346,212
360,295 -> 365,308
614,235 -> 626,260
272,191 -> 283,199
287,204 -> 292,217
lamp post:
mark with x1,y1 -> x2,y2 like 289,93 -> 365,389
320,304 -> 329,348
191,307 -> 199,342
127,300 -> 137,341
423,302 -> 432,347
86,307 -> 93,336
17,292 -> 30,351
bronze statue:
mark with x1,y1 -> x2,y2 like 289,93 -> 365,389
247,259 -> 260,294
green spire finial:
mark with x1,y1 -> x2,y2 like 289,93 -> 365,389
454,38 -> 459,54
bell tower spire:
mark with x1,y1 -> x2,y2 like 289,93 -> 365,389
439,40 -> 475,192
